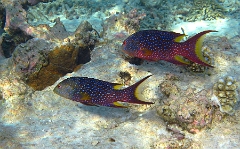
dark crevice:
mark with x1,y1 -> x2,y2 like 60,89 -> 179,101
77,45 -> 94,64
1,29 -> 33,58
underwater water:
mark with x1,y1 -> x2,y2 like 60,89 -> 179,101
0,0 -> 240,148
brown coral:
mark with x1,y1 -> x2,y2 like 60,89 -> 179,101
157,80 -> 221,133
26,43 -> 79,90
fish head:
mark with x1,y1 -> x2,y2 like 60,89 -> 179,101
122,36 -> 140,57
53,78 -> 75,99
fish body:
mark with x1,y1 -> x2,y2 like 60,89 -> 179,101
54,75 -> 153,108
122,30 -> 217,67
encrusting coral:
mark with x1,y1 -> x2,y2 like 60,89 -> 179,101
157,75 -> 222,134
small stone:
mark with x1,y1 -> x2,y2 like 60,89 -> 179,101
91,140 -> 99,146
109,138 -> 116,142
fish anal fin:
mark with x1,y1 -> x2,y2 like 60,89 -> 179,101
174,55 -> 190,65
174,34 -> 186,42
112,101 -> 128,108
165,57 -> 189,65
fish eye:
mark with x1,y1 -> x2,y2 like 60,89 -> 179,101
57,85 -> 61,88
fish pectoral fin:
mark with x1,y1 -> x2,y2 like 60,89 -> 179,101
112,101 -> 128,108
80,92 -> 91,100
140,47 -> 153,56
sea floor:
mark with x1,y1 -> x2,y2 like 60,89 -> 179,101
0,0 -> 240,149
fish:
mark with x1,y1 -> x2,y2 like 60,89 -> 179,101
53,75 -> 154,108
122,30 -> 217,67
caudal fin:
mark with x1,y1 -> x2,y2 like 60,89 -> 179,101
119,75 -> 154,105
182,30 -> 217,67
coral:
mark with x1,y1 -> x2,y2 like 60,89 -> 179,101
140,0 -> 162,8
1,32 -> 33,58
124,9 -> 146,34
12,38 -> 52,80
4,2 -> 28,33
213,76 -> 239,114
11,32 -> 95,91
5,3 -> 98,90
26,0 -> 53,5
26,0 -> 109,29
0,76 -> 29,99
118,71 -> 131,85
26,43 -> 80,90
102,9 -> 146,41
4,1 -> 70,42
26,0 -> 79,24
157,79 -> 221,133
72,21 -> 99,48
186,0 -> 226,21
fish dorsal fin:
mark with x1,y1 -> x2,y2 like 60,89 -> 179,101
113,83 -> 124,90
174,34 -> 186,42
80,92 -> 91,100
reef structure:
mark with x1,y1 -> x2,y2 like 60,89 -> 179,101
10,20 -> 98,91
157,76 -> 222,134
212,76 -> 239,114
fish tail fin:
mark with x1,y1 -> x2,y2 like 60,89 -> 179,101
181,30 -> 217,67
119,75 -> 154,105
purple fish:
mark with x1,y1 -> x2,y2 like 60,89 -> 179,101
54,75 -> 154,108
122,30 -> 217,67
